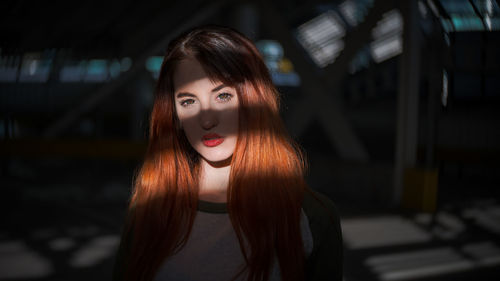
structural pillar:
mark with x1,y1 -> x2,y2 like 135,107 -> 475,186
394,0 -> 421,205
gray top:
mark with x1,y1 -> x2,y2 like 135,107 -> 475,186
153,200 -> 314,281
113,190 -> 343,281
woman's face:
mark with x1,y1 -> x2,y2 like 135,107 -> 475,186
173,58 -> 239,165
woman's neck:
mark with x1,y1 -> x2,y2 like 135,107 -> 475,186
198,157 -> 231,203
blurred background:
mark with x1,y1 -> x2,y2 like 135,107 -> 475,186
1,0 -> 500,280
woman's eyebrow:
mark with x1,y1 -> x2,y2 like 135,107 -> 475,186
176,92 -> 196,98
211,84 -> 227,92
176,85 -> 227,98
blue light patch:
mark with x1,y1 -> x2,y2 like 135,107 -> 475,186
109,59 -> 121,78
84,59 -> 108,82
451,16 -> 485,31
145,56 -> 163,79
146,56 -> 163,73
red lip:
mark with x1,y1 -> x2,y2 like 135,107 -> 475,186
202,133 -> 224,147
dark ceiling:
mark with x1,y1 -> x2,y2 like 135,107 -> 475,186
0,0 -> 215,57
1,0 -> 334,57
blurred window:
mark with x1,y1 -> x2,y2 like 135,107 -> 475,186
0,55 -> 20,82
438,0 -> 500,31
296,10 -> 345,68
18,53 -> 52,83
338,0 -> 374,27
370,9 -> 403,63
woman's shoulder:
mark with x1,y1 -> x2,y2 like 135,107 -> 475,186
302,189 -> 340,229
302,189 -> 343,281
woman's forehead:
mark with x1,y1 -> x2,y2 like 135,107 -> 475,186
173,58 -> 208,91
173,58 -> 230,94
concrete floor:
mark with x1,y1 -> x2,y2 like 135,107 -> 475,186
1,157 -> 499,281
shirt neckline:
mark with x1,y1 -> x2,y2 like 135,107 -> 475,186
197,200 -> 228,213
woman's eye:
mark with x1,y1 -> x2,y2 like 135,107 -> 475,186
217,92 -> 233,102
180,99 -> 195,107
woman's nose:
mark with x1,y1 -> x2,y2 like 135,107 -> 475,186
199,109 -> 218,130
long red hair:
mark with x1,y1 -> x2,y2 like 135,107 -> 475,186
124,25 -> 308,281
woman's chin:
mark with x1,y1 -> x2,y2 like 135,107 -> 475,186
201,155 -> 233,168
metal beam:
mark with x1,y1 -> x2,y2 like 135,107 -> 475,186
43,1 -> 227,138
468,0 -> 488,30
258,0 -> 370,162
322,0 -> 395,91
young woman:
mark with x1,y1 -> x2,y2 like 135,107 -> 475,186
113,25 -> 342,281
